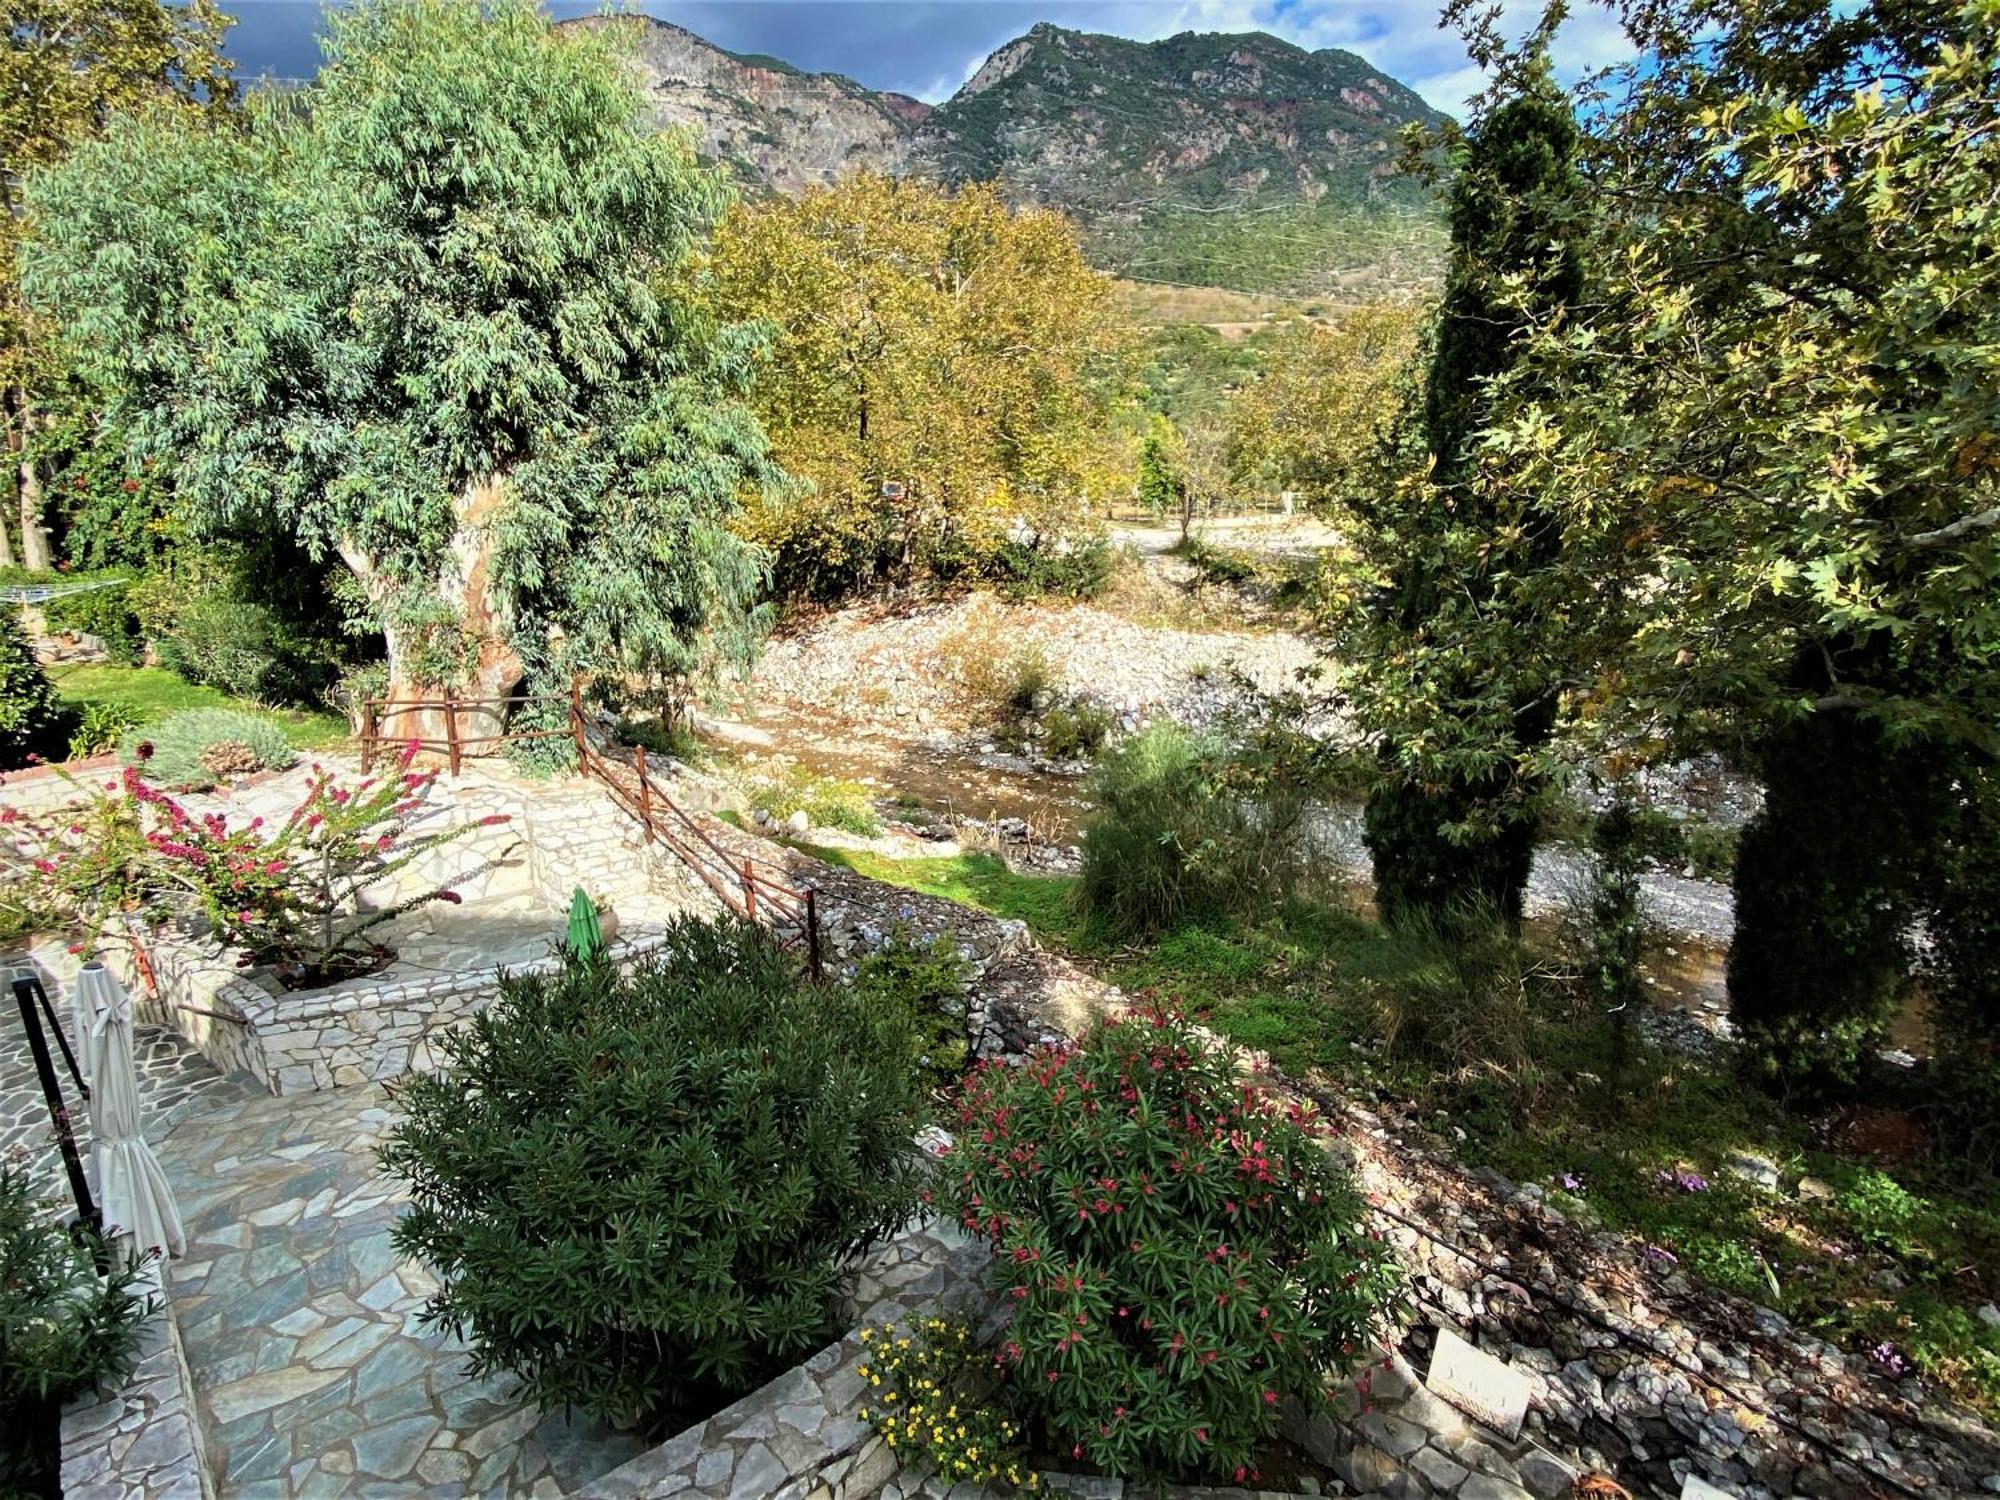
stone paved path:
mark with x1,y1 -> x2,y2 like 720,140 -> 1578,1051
0,981 -> 239,1207
158,1083 -> 648,1497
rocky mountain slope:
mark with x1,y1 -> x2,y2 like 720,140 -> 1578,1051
919,23 -> 1445,216
570,16 -> 1447,294
566,16 -> 924,192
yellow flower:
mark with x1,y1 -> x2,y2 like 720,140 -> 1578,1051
885,1434 -> 897,1449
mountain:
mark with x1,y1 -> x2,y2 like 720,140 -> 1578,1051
920,24 -> 1445,216
572,17 -> 1448,296
566,16 -> 922,193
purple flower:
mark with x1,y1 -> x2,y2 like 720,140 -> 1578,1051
1558,1172 -> 1585,1194
1644,1244 -> 1679,1266
1656,1168 -> 1708,1194
1870,1342 -> 1909,1377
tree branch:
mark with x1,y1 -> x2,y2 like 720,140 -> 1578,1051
1907,504 -> 2000,550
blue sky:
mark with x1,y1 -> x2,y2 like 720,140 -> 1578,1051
217,1 -> 1633,114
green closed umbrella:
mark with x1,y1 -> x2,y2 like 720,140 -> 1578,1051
565,887 -> 605,963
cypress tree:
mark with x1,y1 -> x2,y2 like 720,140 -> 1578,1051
1363,71 -> 1586,928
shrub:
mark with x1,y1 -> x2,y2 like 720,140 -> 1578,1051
1181,538 -> 1258,588
1365,905 -> 1573,1083
66,700 -> 149,760
122,752 -> 505,985
1040,701 -> 1114,763
740,761 -> 881,836
0,1171 -> 149,1494
42,580 -> 141,664
120,708 -> 293,789
384,919 -> 930,1432
1923,761 -> 2000,1165
0,615 -> 68,771
993,534 -> 1116,600
850,927 -> 972,1091
945,1006 -> 1398,1480
130,542 -> 354,707
1077,721 -> 1305,936
857,1318 -> 1037,1489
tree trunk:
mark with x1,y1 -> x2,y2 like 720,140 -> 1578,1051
0,509 -> 14,569
17,451 -> 49,572
337,476 -> 525,761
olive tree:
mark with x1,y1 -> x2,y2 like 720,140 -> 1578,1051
24,0 -> 781,737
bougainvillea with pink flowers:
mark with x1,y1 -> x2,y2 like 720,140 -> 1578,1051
3,743 -> 511,985
943,1004 -> 1400,1481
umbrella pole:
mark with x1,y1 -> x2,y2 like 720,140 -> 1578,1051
25,970 -> 88,1101
10,976 -> 104,1259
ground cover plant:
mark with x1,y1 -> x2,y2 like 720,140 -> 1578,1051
736,760 -> 882,836
118,706 -> 294,790
945,1004 -> 1399,1480
384,918 -> 931,1433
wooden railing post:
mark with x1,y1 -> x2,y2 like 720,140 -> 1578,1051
742,859 -> 757,922
443,687 -> 461,777
569,677 -> 587,766
805,888 -> 821,983
359,700 -> 377,773
634,744 -> 653,840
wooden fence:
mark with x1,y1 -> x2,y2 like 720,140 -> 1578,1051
356,682 -> 824,978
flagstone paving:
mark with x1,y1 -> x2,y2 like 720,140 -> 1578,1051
0,998 -> 238,1207
158,1082 -> 650,1497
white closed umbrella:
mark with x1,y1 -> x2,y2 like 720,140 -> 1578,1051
75,963 -> 184,1261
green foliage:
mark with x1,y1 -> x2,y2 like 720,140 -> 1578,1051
1333,64 -> 1587,932
739,761 -> 881,836
945,1006 -> 1398,1479
1577,800 -> 1649,1079
1363,906 -> 1569,1081
856,1318 -> 1037,1488
24,0 -> 781,702
1179,538 -> 1256,588
1728,711 -> 1942,1091
992,533 -> 1116,601
120,707 -> 293,790
40,579 -> 140,664
66,699 -> 146,759
706,173 -> 1122,603
1039,701 -> 1113,763
384,921 -> 929,1433
1079,722 -> 1304,937
498,687 -> 579,780
0,613 -> 67,769
0,1170 -> 148,1496
849,928 -> 972,1092
127,542 -> 359,708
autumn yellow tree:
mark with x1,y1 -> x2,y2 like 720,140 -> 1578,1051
1226,303 -> 1425,511
702,174 -> 1126,599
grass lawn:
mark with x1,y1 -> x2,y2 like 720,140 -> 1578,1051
763,834 -> 2000,1420
48,664 -> 349,750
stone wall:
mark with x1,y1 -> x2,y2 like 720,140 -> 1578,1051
571,1224 -> 990,1500
60,1268 -> 210,1500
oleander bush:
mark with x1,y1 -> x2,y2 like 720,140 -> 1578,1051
119,707 -> 293,789
944,1005 -> 1399,1481
384,918 -> 930,1433
0,1170 -> 149,1495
